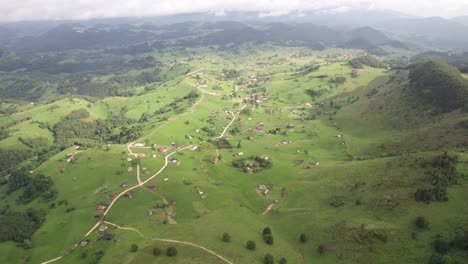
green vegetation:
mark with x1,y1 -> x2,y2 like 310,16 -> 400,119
349,55 -> 387,69
409,60 -> 468,112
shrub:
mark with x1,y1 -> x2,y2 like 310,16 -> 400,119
130,243 -> 138,252
433,239 -> 449,254
428,254 -> 446,264
279,257 -> 287,264
152,247 -> 161,256
246,240 -> 256,250
263,227 -> 272,236
263,234 -> 274,245
167,246 -> 178,257
415,216 -> 429,229
222,232 -> 231,242
264,253 -> 274,264
317,244 -> 326,255
299,233 -> 308,243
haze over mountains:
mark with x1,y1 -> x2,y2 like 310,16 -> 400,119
1,9 -> 468,52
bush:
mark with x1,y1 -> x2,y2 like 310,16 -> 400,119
264,253 -> 274,264
279,257 -> 287,264
263,227 -> 272,235
263,234 -> 274,245
167,246 -> 178,257
433,239 -> 449,254
428,254 -> 446,264
130,243 -> 138,252
299,233 -> 308,243
222,232 -> 231,242
152,247 -> 161,256
246,240 -> 256,250
415,216 -> 429,229
317,244 -> 326,255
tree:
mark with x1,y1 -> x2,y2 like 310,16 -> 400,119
263,234 -> 274,245
167,246 -> 178,257
246,240 -> 256,250
152,247 -> 161,256
317,244 -> 326,255
264,253 -> 274,264
130,243 -> 138,252
433,239 -> 449,254
222,232 -> 231,242
263,227 -> 272,236
237,141 -> 241,148
299,233 -> 308,243
279,257 -> 288,264
428,254 -> 446,264
415,216 -> 429,229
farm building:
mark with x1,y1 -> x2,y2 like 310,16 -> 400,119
124,192 -> 132,198
96,205 -> 107,211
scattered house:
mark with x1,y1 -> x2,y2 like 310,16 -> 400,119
127,167 -> 133,172
171,158 -> 181,165
258,184 -> 270,195
195,129 -> 200,133
337,134 -> 342,138
134,143 -> 145,147
66,157 -> 74,163
99,225 -> 108,232
212,157 -> 219,164
315,161 -> 320,166
201,194 -> 207,199
124,192 -> 132,198
294,160 -> 304,165
66,153 -> 74,157
169,199 -> 177,205
147,184 -> 156,190
159,147 -> 167,153
191,145 -> 198,151
152,154 -> 157,158
281,140 -> 289,145
126,158 -> 132,162
96,205 -> 107,212
101,232 -> 113,241
79,241 -> 88,247
148,209 -> 156,215
142,168 -> 148,174
163,178 -> 169,182
306,164 -> 313,169
238,152 -> 244,156
113,237 -> 121,242
121,182 -> 129,187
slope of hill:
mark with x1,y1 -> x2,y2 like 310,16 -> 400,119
408,60 -> 468,112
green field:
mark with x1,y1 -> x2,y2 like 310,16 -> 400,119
0,45 -> 467,264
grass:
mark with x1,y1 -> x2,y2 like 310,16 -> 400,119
0,45 -> 467,264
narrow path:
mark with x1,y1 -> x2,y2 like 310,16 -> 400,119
153,238 -> 234,264
185,68 -> 204,76
103,221 -> 144,237
212,105 -> 246,140
136,161 -> 141,184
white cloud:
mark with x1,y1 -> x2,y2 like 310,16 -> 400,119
0,0 -> 466,22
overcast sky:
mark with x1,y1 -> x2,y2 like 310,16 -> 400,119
0,0 -> 467,22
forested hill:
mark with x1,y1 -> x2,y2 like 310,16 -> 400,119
408,59 -> 468,112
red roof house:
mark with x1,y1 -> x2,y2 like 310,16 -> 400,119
124,192 -> 132,198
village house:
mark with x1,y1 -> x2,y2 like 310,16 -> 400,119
163,178 -> 169,182
142,167 -> 148,174
124,192 -> 132,198
147,184 -> 156,190
99,225 -> 108,232
96,205 -> 107,211
120,182 -> 129,187
159,147 -> 167,153
191,145 -> 198,151
152,153 -> 157,158
148,209 -> 156,215
127,167 -> 133,172
113,237 -> 121,242
79,241 -> 88,247
126,158 -> 132,162
258,184 -> 270,195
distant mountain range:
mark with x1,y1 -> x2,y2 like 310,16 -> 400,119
1,9 -> 468,52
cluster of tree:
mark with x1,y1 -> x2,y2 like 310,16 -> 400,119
297,64 -> 320,75
415,152 -> 461,203
349,55 -> 387,69
328,76 -> 347,85
427,232 -> 468,264
220,69 -> 241,80
263,227 -> 274,245
6,169 -> 56,204
409,60 -> 468,112
154,91 -> 199,116
305,89 -> 327,99
0,208 -> 46,245
232,156 -> 272,173
53,108 -> 139,146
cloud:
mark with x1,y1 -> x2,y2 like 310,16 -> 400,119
0,0 -> 466,23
